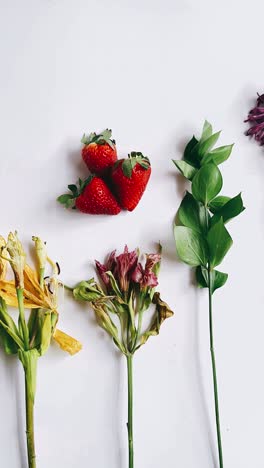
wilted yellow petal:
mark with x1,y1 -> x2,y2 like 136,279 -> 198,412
0,268 -> 52,309
53,328 -> 82,355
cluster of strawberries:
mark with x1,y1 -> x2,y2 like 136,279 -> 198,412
58,129 -> 151,215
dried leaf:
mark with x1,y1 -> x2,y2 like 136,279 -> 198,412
139,292 -> 174,346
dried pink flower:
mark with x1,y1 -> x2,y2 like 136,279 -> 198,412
115,246 -> 138,292
95,250 -> 116,288
131,253 -> 161,289
96,246 -> 138,293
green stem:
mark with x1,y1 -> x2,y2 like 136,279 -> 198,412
20,350 -> 39,468
208,268 -> 224,468
17,288 -> 29,349
29,267 -> 45,349
126,354 -> 134,468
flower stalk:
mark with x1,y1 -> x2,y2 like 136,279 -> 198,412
173,121 -> 245,467
19,349 -> 39,468
70,245 -> 173,468
127,354 -> 134,468
0,232 -> 82,468
208,268 -> 223,468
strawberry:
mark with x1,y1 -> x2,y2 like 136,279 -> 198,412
81,129 -> 117,176
57,176 -> 121,215
111,152 -> 151,211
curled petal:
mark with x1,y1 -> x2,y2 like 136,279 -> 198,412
131,263 -> 144,283
142,271 -> 158,288
95,260 -> 110,287
95,250 -> 117,289
115,246 -> 138,292
105,250 -> 117,271
145,253 -> 161,271
0,265 -> 53,309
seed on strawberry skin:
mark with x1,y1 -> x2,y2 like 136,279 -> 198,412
111,152 -> 151,211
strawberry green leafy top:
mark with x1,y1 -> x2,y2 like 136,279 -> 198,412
81,128 -> 115,149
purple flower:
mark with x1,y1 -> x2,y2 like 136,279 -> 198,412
95,250 -> 116,288
95,246 -> 138,293
145,253 -> 161,271
115,246 -> 138,292
131,253 -> 161,289
245,93 -> 264,145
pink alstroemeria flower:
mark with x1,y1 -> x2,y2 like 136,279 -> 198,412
131,253 -> 161,289
96,246 -> 138,293
95,250 -> 116,289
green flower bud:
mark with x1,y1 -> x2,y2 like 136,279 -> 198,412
32,236 -> 47,270
6,231 -> 26,288
73,279 -> 104,302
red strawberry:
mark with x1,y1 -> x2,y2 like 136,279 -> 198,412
57,176 -> 121,215
111,152 -> 151,211
81,129 -> 117,176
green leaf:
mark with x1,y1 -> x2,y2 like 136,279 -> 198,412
0,326 -> 19,354
39,312 -> 52,356
79,176 -> 93,191
196,266 -> 228,292
138,292 -> 174,347
200,120 -> 213,143
172,160 -> 197,180
101,128 -> 112,140
210,193 -> 245,225
0,298 -> 23,352
174,226 -> 208,267
209,196 -> 231,213
201,144 -> 233,166
207,218 -> 233,268
68,184 -> 78,197
122,159 -> 133,178
183,136 -> 200,168
192,163 -> 223,205
178,191 -> 206,234
57,194 -> 73,204
198,131 -> 221,157
0,319 -> 24,350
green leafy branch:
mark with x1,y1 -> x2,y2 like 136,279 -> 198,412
172,121 -> 245,468
173,120 -> 245,292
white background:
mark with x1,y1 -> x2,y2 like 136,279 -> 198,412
0,1 -> 263,467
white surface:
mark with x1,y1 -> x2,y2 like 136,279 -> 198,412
0,1 -> 263,467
